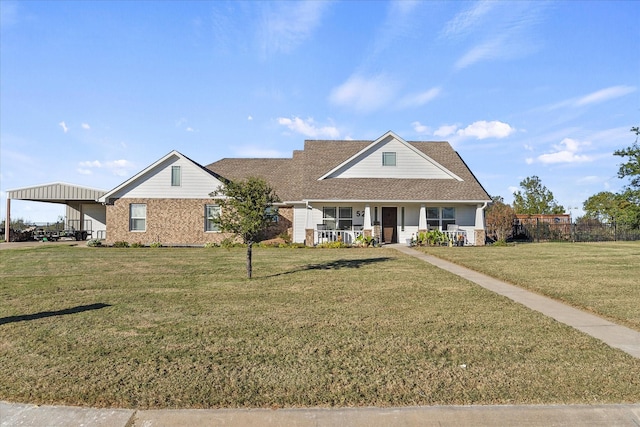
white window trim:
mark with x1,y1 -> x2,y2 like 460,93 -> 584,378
130,203 -> 146,232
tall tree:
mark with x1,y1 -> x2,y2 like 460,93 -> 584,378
583,191 -> 618,223
210,177 -> 280,279
512,176 -> 565,215
613,127 -> 640,189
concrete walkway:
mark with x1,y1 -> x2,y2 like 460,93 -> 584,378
390,244 -> 640,359
2,401 -> 639,427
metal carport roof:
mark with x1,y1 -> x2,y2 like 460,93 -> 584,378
6,182 -> 106,203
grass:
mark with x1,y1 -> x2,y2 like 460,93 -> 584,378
417,241 -> 640,330
0,245 -> 639,409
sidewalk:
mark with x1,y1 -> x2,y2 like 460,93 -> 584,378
2,402 -> 639,427
390,244 -> 640,359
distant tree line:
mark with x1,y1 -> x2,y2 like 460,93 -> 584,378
486,127 -> 640,242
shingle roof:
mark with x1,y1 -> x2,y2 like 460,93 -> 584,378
206,138 -> 490,203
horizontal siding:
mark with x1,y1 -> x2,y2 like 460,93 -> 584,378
331,137 -> 453,180
116,156 -> 224,199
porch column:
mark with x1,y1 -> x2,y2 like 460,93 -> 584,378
363,205 -> 372,230
474,203 -> 487,246
5,197 -> 10,242
363,205 -> 372,238
305,203 -> 315,246
418,204 -> 427,232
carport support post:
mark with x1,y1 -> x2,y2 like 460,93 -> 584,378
5,197 -> 10,242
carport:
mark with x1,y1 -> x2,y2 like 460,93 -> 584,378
4,182 -> 106,242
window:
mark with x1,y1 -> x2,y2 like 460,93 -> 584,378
266,206 -> 279,223
426,207 -> 440,229
205,204 -> 220,232
322,207 -> 336,229
323,206 -> 353,229
442,207 -> 456,229
338,207 -> 353,230
382,152 -> 396,166
171,166 -> 181,186
426,207 -> 456,230
130,203 -> 146,231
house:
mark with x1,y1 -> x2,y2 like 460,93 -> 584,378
98,131 -> 491,246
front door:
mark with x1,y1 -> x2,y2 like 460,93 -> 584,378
382,207 -> 397,243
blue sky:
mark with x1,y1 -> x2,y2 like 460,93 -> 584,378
1,0 -> 638,222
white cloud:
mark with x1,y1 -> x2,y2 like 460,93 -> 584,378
434,124 -> 459,138
444,2 -> 547,70
329,74 -> 399,113
186,127 -> 194,132
77,159 -> 134,177
574,85 -> 636,107
81,123 -> 90,130
398,87 -> 441,108
534,138 -> 592,164
59,121 -> 68,133
277,117 -> 339,138
441,1 -> 497,39
411,121 -> 431,134
247,115 -> 253,121
260,1 -> 330,56
454,36 -> 506,70
456,120 -> 515,139
79,160 -> 102,168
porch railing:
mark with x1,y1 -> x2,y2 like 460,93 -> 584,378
315,229 -> 364,245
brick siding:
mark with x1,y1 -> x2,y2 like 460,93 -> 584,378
106,198 -> 292,246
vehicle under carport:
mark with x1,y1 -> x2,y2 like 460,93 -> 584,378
4,182 -> 107,242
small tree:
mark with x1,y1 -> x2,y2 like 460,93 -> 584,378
513,175 -> 565,215
210,177 -> 280,279
613,127 -> 640,190
485,196 -> 516,242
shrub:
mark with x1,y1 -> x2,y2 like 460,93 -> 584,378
317,241 -> 350,249
204,242 -> 219,248
130,242 -> 144,248
86,239 -> 102,247
149,242 -> 163,248
112,241 -> 130,248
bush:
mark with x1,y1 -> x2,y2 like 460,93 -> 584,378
112,241 -> 130,248
204,242 -> 219,248
86,239 -> 102,247
317,241 -> 350,249
130,242 -> 144,248
149,242 -> 163,248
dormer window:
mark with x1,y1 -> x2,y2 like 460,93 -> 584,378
171,166 -> 181,186
382,152 -> 396,166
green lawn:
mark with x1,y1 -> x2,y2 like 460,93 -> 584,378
418,242 -> 640,330
0,245 -> 638,409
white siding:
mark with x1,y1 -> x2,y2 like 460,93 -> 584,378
113,155 -> 224,199
328,137 -> 454,180
83,203 -> 107,235
293,205 -> 308,243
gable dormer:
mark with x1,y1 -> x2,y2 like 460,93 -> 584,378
318,131 -> 462,181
